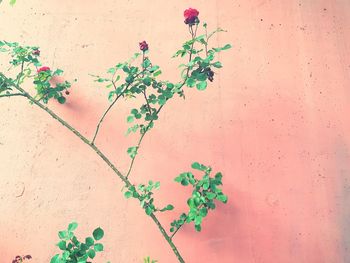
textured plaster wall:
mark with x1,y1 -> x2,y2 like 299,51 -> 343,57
1,0 -> 350,262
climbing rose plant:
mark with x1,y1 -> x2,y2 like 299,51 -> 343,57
0,7 -> 231,263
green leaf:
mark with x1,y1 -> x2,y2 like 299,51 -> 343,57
94,243 -> 104,252
127,115 -> 134,123
216,194 -> 228,203
143,76 -> 152,86
207,201 -> 216,209
199,207 -> 208,217
181,178 -> 189,186
145,206 -> 153,215
213,44 -> 232,52
166,204 -> 174,210
57,240 -> 66,250
125,75 -> 134,83
62,251 -> 70,260
206,192 -> 216,200
80,243 -> 88,251
126,124 -> 139,135
154,181 -> 160,190
153,70 -> 162,77
9,0 -> 16,6
215,172 -> 223,181
149,65 -> 160,72
53,69 -> 64,76
127,146 -> 138,158
160,204 -> 174,212
142,58 -> 151,68
95,77 -> 109,83
196,81 -> 207,91
196,73 -> 207,81
174,176 -> 182,183
58,230 -> 67,239
158,94 -> 166,105
191,162 -> 206,171
212,61 -> 223,68
107,67 -> 116,74
50,254 -> 60,263
72,236 -> 80,246
186,77 -> 196,88
221,44 -> 232,50
85,237 -> 94,246
88,249 -> 96,259
93,227 -> 104,240
57,96 -> 66,104
68,221 -> 78,232
124,191 -> 132,198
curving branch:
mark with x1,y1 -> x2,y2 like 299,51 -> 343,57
0,72 -> 186,263
91,92 -> 123,145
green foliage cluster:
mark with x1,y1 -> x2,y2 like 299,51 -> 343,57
171,162 -> 228,232
50,222 -> 106,263
92,22 -> 231,149
123,161 -> 228,235
0,41 -> 72,104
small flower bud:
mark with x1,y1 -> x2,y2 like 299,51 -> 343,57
206,68 -> 214,82
139,41 -> 149,52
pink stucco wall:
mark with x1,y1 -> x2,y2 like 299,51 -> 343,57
1,1 -> 350,262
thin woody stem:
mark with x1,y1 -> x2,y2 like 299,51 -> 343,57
171,217 -> 187,239
0,93 -> 25,98
91,92 -> 123,145
126,128 -> 147,179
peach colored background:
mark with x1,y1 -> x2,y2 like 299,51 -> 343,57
1,1 -> 350,262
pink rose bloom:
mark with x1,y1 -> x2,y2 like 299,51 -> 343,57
37,66 -> 50,73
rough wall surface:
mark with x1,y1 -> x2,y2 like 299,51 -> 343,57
0,1 -> 350,262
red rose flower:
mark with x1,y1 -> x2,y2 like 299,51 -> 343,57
37,66 -> 50,73
139,41 -> 149,52
184,8 -> 199,25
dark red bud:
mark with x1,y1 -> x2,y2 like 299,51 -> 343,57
139,41 -> 149,52
32,49 -> 40,56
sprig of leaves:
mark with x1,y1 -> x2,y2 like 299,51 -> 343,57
143,256 -> 158,263
124,181 -> 174,215
33,68 -> 71,104
171,162 -> 227,233
0,41 -> 73,104
50,222 -> 106,263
